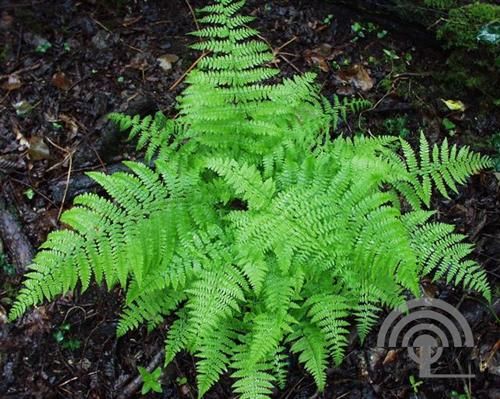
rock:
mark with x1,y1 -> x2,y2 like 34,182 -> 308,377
77,16 -> 97,37
50,162 -> 130,203
157,54 -> 179,73
91,30 -> 119,50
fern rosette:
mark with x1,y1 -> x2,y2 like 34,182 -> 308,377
10,0 -> 491,397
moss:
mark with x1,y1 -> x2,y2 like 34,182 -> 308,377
437,3 -> 500,50
415,2 -> 500,102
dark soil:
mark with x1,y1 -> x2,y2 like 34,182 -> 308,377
0,0 -> 499,398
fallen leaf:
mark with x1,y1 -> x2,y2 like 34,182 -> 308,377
336,85 -> 355,96
1,74 -> 22,91
126,53 -> 149,71
13,100 -> 33,116
382,349 -> 398,365
441,99 -> 466,112
304,44 -> 340,73
158,54 -> 179,72
0,11 -> 14,30
23,306 -> 51,336
0,304 -> 6,324
421,278 -> 439,298
337,64 -> 374,91
310,55 -> 330,72
28,136 -> 50,160
11,119 -> 29,147
480,340 -> 500,373
59,113 -> 79,139
312,43 -> 333,58
51,72 -> 72,91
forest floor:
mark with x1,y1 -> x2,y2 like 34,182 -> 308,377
0,0 -> 499,398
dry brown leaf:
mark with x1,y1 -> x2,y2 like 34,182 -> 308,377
126,53 -> 149,71
28,136 -> 50,160
23,306 -> 51,336
480,340 -> 500,373
337,64 -> 374,92
1,74 -> 22,91
314,43 -> 334,57
59,113 -> 79,139
12,120 -> 29,148
336,85 -> 355,96
311,55 -> 330,72
304,44 -> 335,72
0,11 -> 14,30
382,349 -> 398,365
51,72 -> 72,91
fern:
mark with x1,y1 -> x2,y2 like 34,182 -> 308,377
10,0 -> 492,397
423,0 -> 456,10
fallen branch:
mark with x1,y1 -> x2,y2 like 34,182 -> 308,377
116,350 -> 164,399
0,200 -> 34,273
0,62 -> 42,80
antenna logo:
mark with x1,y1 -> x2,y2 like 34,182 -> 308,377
377,298 -> 474,378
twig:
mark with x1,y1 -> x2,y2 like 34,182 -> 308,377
122,15 -> 142,27
0,91 -> 10,105
281,376 -> 305,399
90,16 -> 142,53
169,52 -> 209,91
256,33 -> 274,50
89,143 -> 108,173
9,177 -> 57,207
275,36 -> 297,53
123,43 -> 143,53
184,0 -> 200,31
279,55 -> 301,73
58,376 -> 79,388
393,72 -> 433,79
0,62 -> 42,80
57,152 -> 73,221
117,351 -> 164,399
90,16 -> 112,33
62,306 -> 87,324
15,26 -> 23,64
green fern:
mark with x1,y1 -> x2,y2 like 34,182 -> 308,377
423,0 -> 456,10
10,0 -> 492,397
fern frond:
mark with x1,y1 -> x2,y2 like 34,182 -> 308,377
289,323 -> 328,391
165,309 -> 192,366
185,264 -> 246,337
196,319 -> 238,397
306,294 -> 350,365
397,133 -> 492,207
411,222 -> 491,300
117,289 -> 185,337
424,0 -> 456,10
206,158 -> 275,210
232,347 -> 276,399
